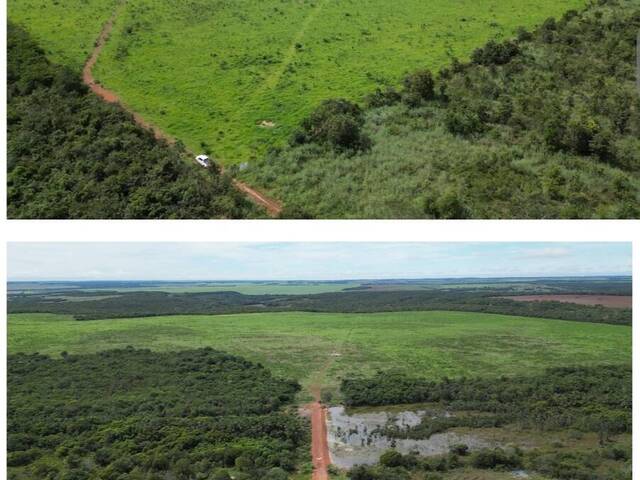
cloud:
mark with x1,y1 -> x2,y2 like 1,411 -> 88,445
517,247 -> 572,259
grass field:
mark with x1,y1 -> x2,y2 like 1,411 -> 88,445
8,0 -> 585,163
9,310 -> 630,400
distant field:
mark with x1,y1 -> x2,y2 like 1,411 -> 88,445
8,0 -> 585,163
9,310 -> 630,399
85,282 -> 362,295
8,281 -> 361,296
502,294 -> 633,309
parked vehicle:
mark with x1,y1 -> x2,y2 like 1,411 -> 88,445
195,154 -> 211,168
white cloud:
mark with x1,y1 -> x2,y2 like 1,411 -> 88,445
517,247 -> 572,259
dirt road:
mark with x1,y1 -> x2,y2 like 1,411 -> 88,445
82,5 -> 282,216
308,385 -> 331,480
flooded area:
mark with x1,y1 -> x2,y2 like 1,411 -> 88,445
327,405 -> 492,468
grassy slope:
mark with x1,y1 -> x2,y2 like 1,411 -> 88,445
9,310 -> 630,399
9,0 -> 585,163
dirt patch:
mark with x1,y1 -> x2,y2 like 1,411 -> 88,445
499,295 -> 632,309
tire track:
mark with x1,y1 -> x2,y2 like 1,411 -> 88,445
82,4 -> 282,217
262,0 -> 330,91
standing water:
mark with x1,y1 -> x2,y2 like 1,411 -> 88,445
327,405 -> 492,468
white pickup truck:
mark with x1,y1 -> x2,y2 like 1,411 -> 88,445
195,154 -> 211,168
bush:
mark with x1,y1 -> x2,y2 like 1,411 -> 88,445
470,448 -> 522,469
380,450 -> 404,467
294,99 -> 370,152
449,444 -> 469,456
471,40 -> 520,66
403,70 -> 435,106
366,87 -> 402,107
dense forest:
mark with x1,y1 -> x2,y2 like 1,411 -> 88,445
7,348 -> 306,480
240,0 -> 640,219
7,24 -> 256,219
8,287 -> 632,325
342,365 -> 632,480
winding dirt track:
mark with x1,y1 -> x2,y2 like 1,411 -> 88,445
82,6 -> 282,217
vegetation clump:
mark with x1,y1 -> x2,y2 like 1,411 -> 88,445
292,99 -> 371,153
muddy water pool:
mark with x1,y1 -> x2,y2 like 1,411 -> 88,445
327,405 -> 492,468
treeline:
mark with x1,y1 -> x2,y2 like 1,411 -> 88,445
241,0 -> 640,218
7,24 -> 255,219
341,365 -> 631,437
7,348 -> 305,480
8,288 -> 632,325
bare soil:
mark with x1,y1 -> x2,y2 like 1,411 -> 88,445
500,295 -> 632,309
82,5 -> 282,216
308,392 -> 330,480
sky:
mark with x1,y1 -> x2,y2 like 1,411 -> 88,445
6,242 -> 632,281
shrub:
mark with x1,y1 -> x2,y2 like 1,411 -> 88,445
366,87 -> 402,107
449,444 -> 469,456
294,99 -> 370,152
403,70 -> 435,106
471,40 -> 520,66
380,450 -> 404,467
470,448 -> 522,469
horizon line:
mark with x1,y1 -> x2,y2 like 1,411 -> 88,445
7,273 -> 632,283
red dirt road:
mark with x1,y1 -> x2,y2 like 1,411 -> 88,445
307,386 -> 331,480
500,294 -> 632,309
233,179 -> 282,216
82,5 -> 282,216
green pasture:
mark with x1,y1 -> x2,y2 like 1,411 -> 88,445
9,310 -> 630,399
8,0 -> 585,163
